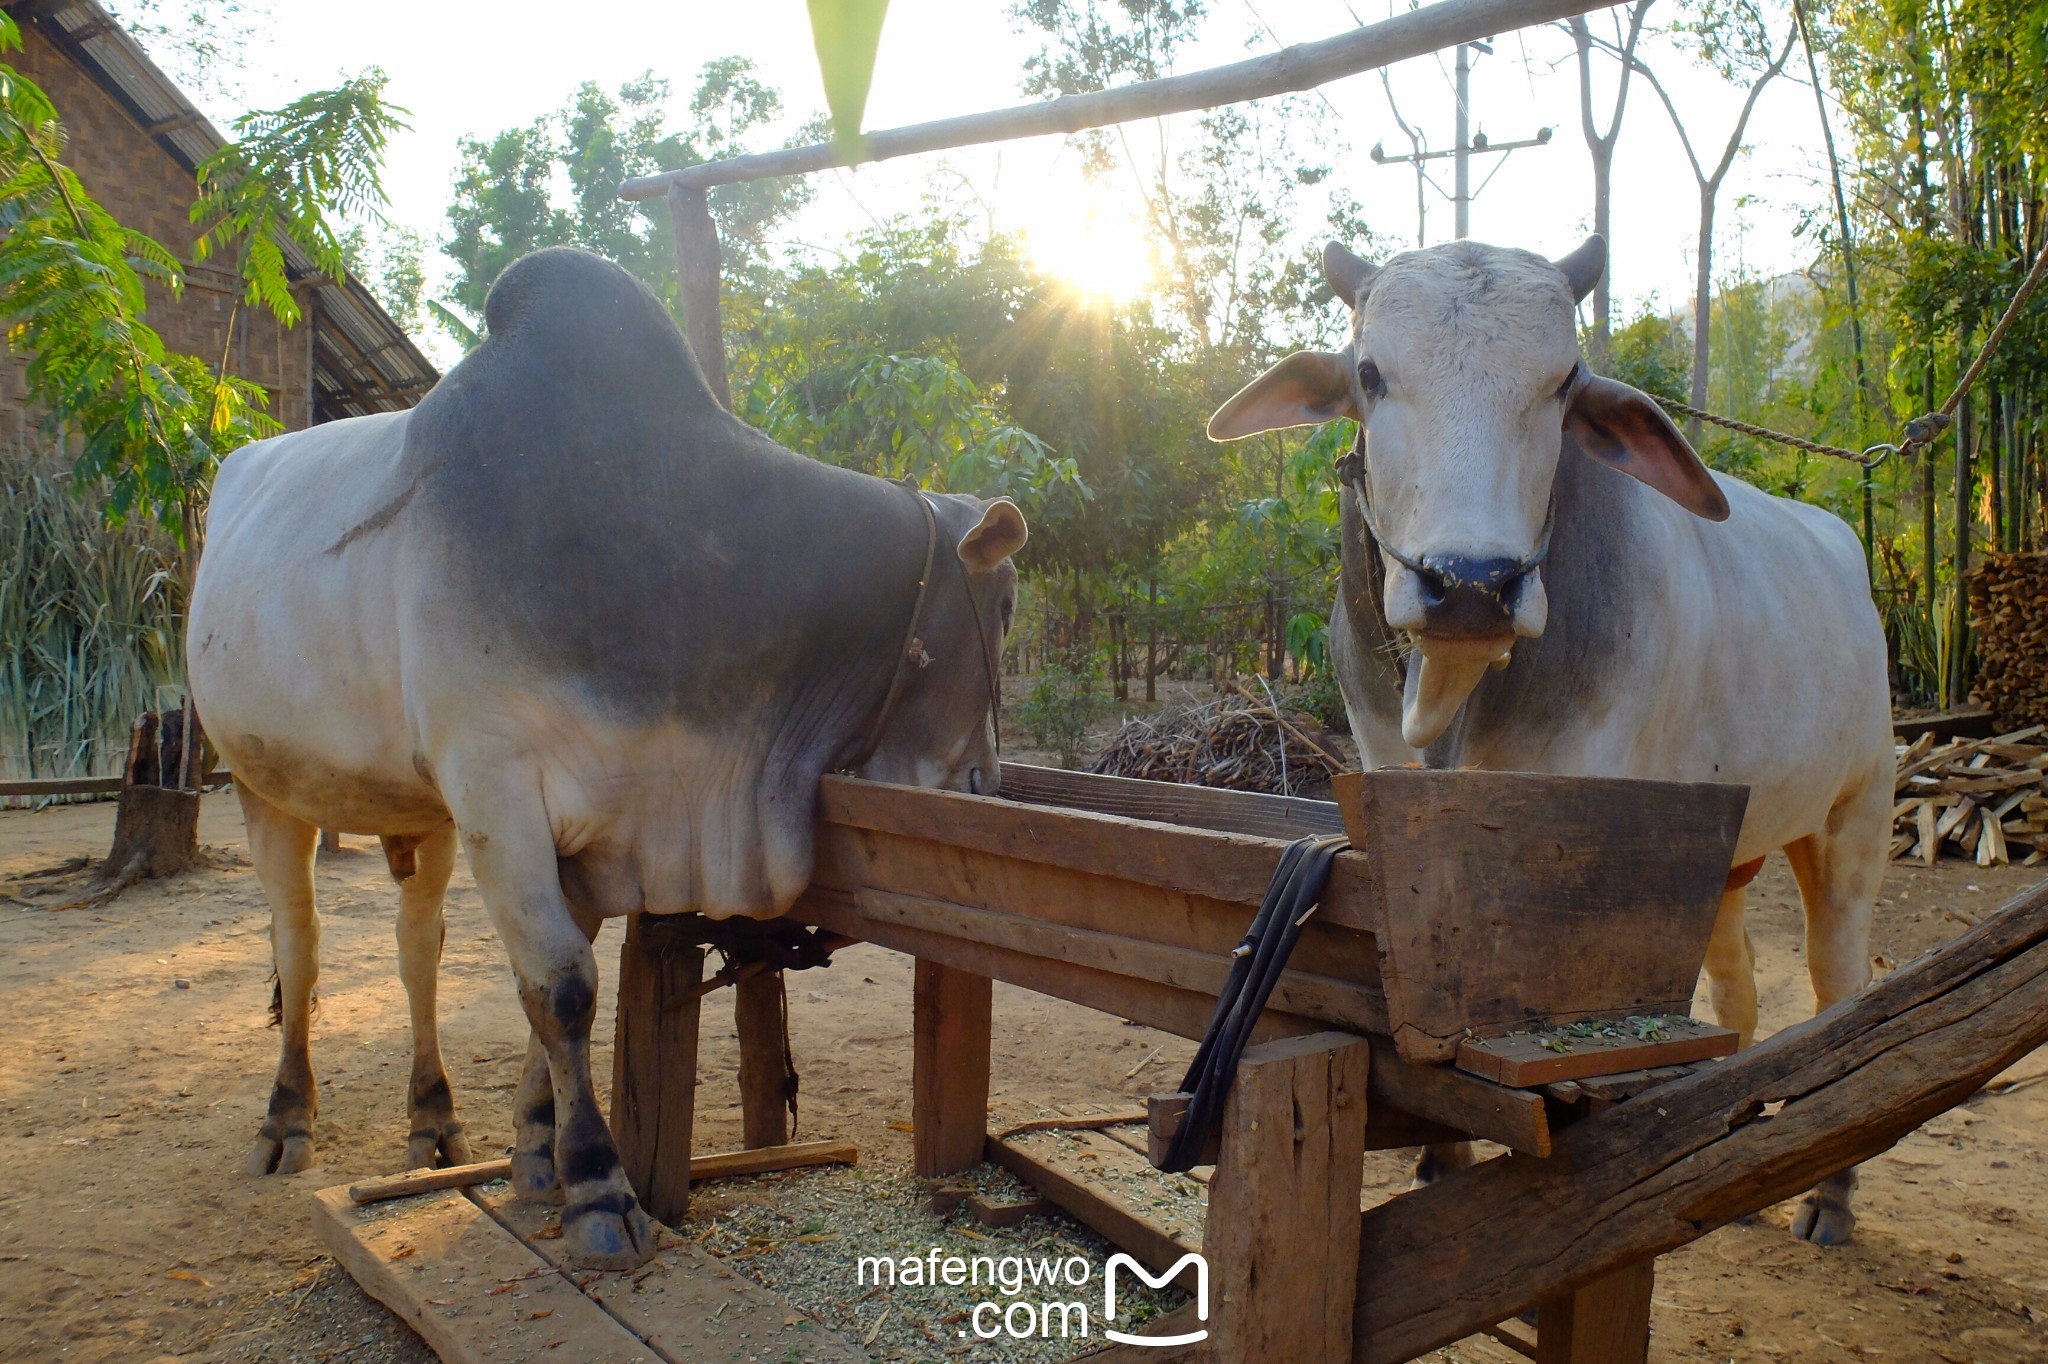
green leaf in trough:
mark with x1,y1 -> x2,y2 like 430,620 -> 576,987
807,0 -> 890,159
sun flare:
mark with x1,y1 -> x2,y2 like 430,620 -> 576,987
1019,196 -> 1155,304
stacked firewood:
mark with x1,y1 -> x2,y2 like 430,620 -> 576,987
1891,725 -> 2048,865
1968,552 -> 2048,729
1089,681 -> 1346,797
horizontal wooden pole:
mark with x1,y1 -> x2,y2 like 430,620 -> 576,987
985,1133 -> 1202,1291
619,0 -> 1601,198
347,1140 -> 858,1206
0,769 -> 231,798
1352,878 -> 2048,1362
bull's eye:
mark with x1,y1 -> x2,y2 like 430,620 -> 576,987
1357,360 -> 1386,400
1555,361 -> 1581,403
999,596 -> 1015,633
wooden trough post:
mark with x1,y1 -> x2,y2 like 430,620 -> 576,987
1204,1031 -> 1370,1360
610,914 -> 704,1224
911,958 -> 993,1175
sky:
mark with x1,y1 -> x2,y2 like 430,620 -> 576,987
165,0 -> 1838,363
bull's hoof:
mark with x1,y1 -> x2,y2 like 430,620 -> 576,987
561,1200 -> 656,1271
406,1120 -> 473,1171
511,1148 -> 562,1203
1790,1193 -> 1855,1246
247,1131 -> 315,1176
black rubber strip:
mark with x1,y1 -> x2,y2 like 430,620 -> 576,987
1159,833 -> 1349,1173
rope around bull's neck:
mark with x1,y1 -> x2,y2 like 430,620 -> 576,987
841,481 -> 938,773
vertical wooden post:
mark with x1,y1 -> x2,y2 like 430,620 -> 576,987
911,958 -> 992,1176
1535,1093 -> 1654,1364
1534,1261 -> 1654,1364
1203,1031 -> 1370,1361
735,970 -> 792,1148
668,185 -> 730,410
610,914 -> 703,1225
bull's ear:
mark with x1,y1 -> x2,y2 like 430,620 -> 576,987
958,497 -> 1028,571
1207,351 -> 1358,441
1565,375 -> 1729,521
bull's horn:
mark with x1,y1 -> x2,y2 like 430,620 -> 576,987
1553,235 -> 1606,304
1324,241 -> 1377,305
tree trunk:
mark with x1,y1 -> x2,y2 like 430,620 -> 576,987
1689,191 -> 1715,447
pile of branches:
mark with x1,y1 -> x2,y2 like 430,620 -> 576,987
1892,724 -> 2048,866
1968,553 -> 2048,729
1088,680 -> 1346,797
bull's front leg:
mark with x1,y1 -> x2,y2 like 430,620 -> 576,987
450,778 -> 653,1270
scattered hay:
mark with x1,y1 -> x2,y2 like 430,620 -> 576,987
1089,680 -> 1346,797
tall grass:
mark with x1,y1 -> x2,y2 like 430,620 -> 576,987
1,442 -> 185,787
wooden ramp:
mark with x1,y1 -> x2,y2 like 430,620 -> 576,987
313,1179 -> 866,1364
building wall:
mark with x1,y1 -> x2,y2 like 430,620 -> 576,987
2,24 -> 314,446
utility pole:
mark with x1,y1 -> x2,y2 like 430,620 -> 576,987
1371,40 -> 1551,242
1454,42 -> 1472,239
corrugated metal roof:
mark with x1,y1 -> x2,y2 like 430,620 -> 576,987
7,0 -> 440,421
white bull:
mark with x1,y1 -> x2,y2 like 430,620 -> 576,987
190,249 -> 1026,1268
1209,236 -> 1891,1244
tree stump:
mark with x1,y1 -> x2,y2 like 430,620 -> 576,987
78,705 -> 210,904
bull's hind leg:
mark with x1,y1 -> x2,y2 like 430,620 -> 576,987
240,784 -> 322,1176
1702,883 -> 1759,1046
1782,784 -> 1886,1246
392,822 -> 472,1169
448,774 -> 652,1269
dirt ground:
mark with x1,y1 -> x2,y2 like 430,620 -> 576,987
3,788 -> 2047,1364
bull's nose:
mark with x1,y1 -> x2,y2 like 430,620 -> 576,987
1415,555 -> 1522,637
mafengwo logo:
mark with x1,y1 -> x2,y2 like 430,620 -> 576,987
1102,1252 -> 1208,1347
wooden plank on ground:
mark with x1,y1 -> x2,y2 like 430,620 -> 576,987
986,1133 -> 1202,1290
311,1185 -> 650,1364
470,1183 -> 868,1362
1456,1019 -> 1737,1087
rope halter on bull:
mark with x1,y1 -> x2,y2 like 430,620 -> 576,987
837,478 -> 1005,775
1648,241 -> 2048,473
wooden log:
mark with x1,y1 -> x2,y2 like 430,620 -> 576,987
347,1140 -> 858,1207
668,185 -> 729,409
610,917 -> 702,1224
618,0 -> 1606,198
0,768 -> 231,799
1335,770 -> 1744,1062
1351,878 -> 2048,1362
912,958 -> 992,1176
1204,1032 -> 1370,1361
734,970 -> 792,1148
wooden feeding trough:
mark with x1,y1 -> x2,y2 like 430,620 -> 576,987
599,763 -> 1747,1363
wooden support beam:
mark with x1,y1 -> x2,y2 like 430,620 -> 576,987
734,970 -> 792,1148
912,958 -> 992,1175
1205,1032 -> 1370,1361
1534,1260 -> 1654,1364
668,186 -> 730,409
1352,879 -> 2048,1362
619,0 -> 1604,198
610,916 -> 702,1224
985,1133 -> 1200,1291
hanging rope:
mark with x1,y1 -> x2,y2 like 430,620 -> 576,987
1648,241 -> 2048,472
